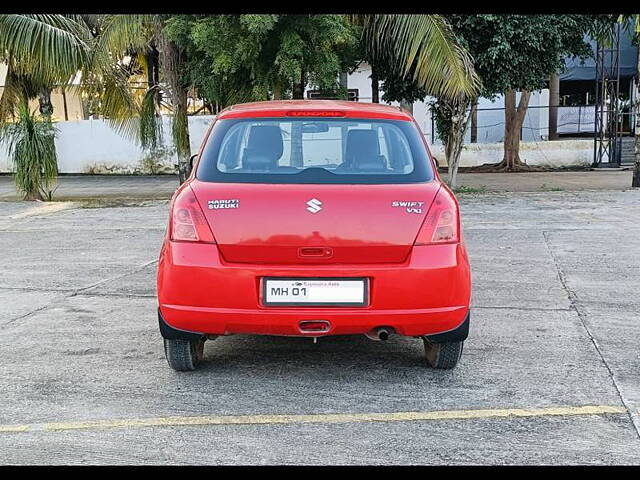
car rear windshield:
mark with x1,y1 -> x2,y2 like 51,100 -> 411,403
196,117 -> 434,184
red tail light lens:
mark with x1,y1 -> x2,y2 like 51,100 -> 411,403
170,187 -> 215,243
414,188 -> 459,245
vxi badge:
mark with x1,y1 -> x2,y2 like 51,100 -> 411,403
392,200 -> 425,214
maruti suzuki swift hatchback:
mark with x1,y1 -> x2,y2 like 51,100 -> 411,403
157,100 -> 471,371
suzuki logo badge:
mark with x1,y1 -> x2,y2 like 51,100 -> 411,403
306,198 -> 323,213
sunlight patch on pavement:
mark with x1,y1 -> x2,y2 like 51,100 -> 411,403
6,202 -> 76,220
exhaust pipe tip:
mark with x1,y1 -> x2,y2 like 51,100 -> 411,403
365,327 -> 393,341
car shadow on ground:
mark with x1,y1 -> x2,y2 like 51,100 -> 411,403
187,333 -> 463,381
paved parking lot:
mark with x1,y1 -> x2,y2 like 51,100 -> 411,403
0,190 -> 639,464
0,169 -> 634,201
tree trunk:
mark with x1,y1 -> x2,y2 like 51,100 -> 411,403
371,65 -> 379,103
38,87 -> 54,121
502,89 -> 517,169
443,97 -> 473,188
146,47 -> 160,87
470,99 -> 478,143
272,83 -> 282,100
61,87 -> 69,121
339,71 -> 348,100
292,69 -> 305,100
633,48 -> 640,187
146,46 -> 161,106
157,32 -> 191,183
500,89 -> 531,171
549,74 -> 560,140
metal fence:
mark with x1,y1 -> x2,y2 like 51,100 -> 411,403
429,104 -> 636,145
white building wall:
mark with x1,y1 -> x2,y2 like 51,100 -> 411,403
431,139 -> 593,168
0,115 -> 215,174
347,63 -> 377,102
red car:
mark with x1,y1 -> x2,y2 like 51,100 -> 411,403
157,100 -> 471,371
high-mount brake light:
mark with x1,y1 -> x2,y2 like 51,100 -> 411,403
285,110 -> 346,117
170,187 -> 216,243
414,188 -> 459,245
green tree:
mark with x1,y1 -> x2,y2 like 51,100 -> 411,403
362,18 -> 477,187
180,15 -> 360,100
174,14 -> 479,104
383,15 -> 615,183
97,14 -> 198,182
166,14 -> 479,177
358,15 -> 479,100
0,104 -> 58,200
448,15 -> 610,171
0,14 -> 480,195
162,15 -> 268,112
375,60 -> 475,187
0,14 -> 138,199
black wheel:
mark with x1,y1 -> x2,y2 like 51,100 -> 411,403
423,339 -> 463,369
163,337 -> 205,371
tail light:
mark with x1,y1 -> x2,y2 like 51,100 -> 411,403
170,187 -> 215,243
414,188 -> 459,245
285,110 -> 346,117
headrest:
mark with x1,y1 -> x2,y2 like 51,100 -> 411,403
345,129 -> 385,170
346,130 -> 379,158
246,125 -> 283,162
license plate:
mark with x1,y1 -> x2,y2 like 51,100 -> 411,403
262,277 -> 368,306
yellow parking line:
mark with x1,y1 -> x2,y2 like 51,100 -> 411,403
0,424 -> 30,433
0,405 -> 626,434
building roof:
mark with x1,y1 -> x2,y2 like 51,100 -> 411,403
217,100 -> 413,121
560,30 -> 638,82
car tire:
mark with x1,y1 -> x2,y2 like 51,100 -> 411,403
423,339 -> 463,369
164,337 -> 205,371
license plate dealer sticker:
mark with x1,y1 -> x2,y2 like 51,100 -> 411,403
262,278 -> 368,306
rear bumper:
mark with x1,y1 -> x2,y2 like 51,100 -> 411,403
157,241 -> 471,338
158,308 -> 471,342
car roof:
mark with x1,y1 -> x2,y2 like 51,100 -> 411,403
216,100 -> 414,121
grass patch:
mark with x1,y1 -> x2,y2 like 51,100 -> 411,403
539,183 -> 564,192
451,184 -> 487,194
77,198 -> 169,209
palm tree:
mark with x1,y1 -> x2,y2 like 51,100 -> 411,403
0,14 -> 139,199
1,14 -> 479,196
357,15 -> 480,187
96,14 -> 193,182
357,14 -> 479,100
0,104 -> 58,200
101,14 -> 479,183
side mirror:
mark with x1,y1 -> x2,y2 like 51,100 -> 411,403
189,153 -> 197,171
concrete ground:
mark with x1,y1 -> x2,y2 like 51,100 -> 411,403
0,190 -> 639,464
0,169 -> 635,201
